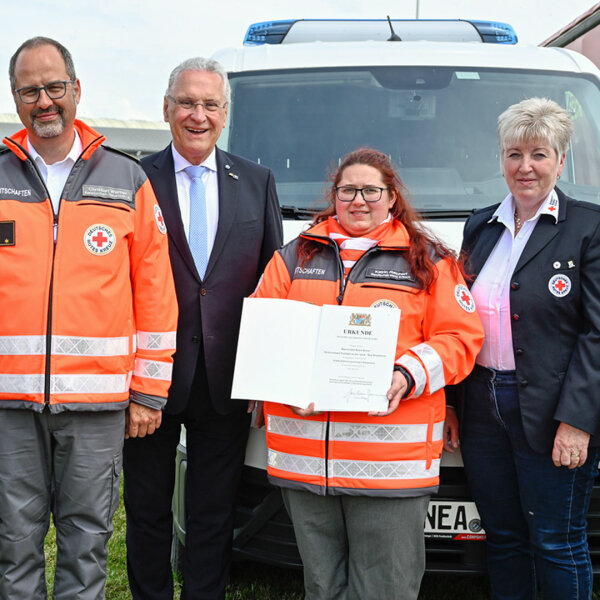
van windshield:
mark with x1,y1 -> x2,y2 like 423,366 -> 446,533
222,67 -> 600,216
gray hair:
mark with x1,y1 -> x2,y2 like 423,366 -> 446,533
9,37 -> 76,91
166,57 -> 231,105
498,97 -> 573,158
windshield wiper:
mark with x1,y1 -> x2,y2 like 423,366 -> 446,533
280,205 -> 318,220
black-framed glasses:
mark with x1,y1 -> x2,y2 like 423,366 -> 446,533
166,95 -> 227,113
14,80 -> 75,104
335,186 -> 388,202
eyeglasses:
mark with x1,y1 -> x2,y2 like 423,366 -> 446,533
335,186 -> 389,203
14,80 -> 75,104
166,95 -> 227,113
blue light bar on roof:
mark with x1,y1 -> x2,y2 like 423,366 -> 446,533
243,18 -> 518,46
244,20 -> 299,45
467,20 -> 518,44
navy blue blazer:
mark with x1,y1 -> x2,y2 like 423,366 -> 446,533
141,145 -> 283,415
462,187 -> 600,452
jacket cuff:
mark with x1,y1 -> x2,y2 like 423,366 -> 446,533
129,389 -> 166,410
394,365 -> 415,398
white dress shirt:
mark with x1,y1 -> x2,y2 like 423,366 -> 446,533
171,145 -> 219,259
471,190 -> 559,370
28,131 -> 83,215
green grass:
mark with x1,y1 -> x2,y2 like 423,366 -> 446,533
42,484 -> 600,599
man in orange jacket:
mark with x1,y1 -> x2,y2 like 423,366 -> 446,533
0,37 -> 178,600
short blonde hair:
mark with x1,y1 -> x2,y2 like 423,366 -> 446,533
498,97 -> 572,158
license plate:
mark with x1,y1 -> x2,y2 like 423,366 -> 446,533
424,499 -> 485,540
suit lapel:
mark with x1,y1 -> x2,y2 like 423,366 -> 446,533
150,146 -> 200,281
514,187 -> 566,274
465,220 -> 504,283
205,148 -> 240,279
513,215 -> 561,274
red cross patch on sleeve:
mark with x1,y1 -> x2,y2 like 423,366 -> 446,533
455,284 -> 476,313
154,205 -> 167,234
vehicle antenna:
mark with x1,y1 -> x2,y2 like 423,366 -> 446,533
387,16 -> 402,41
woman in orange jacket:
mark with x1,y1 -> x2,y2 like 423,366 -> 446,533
253,147 -> 484,600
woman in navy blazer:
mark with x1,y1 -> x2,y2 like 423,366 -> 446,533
447,98 -> 600,600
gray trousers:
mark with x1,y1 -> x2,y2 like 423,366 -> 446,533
0,408 -> 125,600
282,488 -> 430,600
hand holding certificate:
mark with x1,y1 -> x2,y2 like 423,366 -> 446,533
232,298 -> 401,412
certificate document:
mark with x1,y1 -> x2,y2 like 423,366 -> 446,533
232,298 -> 400,412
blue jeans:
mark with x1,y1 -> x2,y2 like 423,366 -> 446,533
461,365 -> 600,600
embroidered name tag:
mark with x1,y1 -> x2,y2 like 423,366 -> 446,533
82,185 -> 133,204
0,187 -> 32,199
365,268 -> 414,282
0,221 -> 15,246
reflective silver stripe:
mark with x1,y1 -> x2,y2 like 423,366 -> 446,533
268,449 -> 325,478
329,458 -> 440,481
133,358 -> 172,382
137,330 -> 177,351
51,373 -> 130,394
267,414 -> 326,440
398,354 -> 426,398
412,343 -> 445,393
331,420 -> 444,443
432,421 -> 444,442
52,335 -> 129,357
0,335 -> 46,355
0,335 -> 134,357
0,374 -> 45,393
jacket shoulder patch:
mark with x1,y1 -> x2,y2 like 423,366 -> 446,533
455,284 -> 475,313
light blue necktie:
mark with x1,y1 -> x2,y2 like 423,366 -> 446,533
185,165 -> 208,279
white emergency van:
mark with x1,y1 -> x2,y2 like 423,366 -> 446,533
172,18 -> 600,574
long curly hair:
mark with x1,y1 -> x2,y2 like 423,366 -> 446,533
298,147 -> 458,290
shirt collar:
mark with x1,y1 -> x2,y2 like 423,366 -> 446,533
27,130 -> 82,168
489,189 -> 560,226
171,144 -> 217,174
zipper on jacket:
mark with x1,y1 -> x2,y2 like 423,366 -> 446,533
336,246 -> 381,304
24,152 -> 57,407
45,194 -> 58,406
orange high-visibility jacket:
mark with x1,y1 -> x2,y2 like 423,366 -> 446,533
253,218 -> 484,497
0,120 -> 178,412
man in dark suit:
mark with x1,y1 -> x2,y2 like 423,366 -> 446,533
123,57 -> 282,600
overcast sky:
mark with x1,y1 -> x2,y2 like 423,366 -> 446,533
0,0 -> 596,121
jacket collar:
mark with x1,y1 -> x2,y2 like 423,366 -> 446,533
4,119 -> 105,162
301,216 -> 411,249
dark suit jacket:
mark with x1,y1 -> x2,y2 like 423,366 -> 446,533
141,145 -> 283,415
462,187 -> 600,452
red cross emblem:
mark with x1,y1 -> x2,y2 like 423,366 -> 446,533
548,205 -> 557,212
548,274 -> 571,297
92,231 -> 108,248
84,224 -> 115,255
455,284 -> 475,313
154,205 -> 167,234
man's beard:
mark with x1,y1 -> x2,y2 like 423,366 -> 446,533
31,106 -> 65,138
